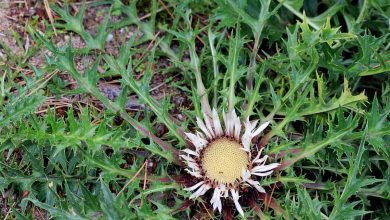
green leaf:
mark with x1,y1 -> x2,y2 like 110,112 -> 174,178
100,179 -> 120,220
24,198 -> 89,220
0,93 -> 46,127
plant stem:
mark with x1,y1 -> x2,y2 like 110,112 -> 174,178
188,42 -> 212,117
208,29 -> 219,108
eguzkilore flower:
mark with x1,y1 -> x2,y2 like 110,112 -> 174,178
181,108 -> 280,217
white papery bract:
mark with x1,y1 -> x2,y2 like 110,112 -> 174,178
181,108 -> 279,217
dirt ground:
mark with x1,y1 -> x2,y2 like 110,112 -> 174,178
1,0 -> 191,115
0,1 -> 23,57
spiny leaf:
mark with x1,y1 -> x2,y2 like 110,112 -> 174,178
299,78 -> 368,116
24,198 -> 88,220
0,93 -> 46,127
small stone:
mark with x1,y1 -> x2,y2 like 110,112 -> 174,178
106,33 -> 114,42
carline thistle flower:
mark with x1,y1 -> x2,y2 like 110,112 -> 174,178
181,108 -> 280,217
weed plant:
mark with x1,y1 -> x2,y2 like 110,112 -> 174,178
0,0 -> 389,219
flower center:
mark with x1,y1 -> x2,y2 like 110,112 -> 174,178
201,138 -> 249,184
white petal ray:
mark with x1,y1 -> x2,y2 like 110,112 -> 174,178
253,155 -> 268,165
242,169 -> 267,192
184,181 -> 204,191
246,179 -> 266,193
203,112 -> 215,138
229,111 -> 235,137
241,169 -> 251,181
231,189 -> 244,217
222,110 -> 232,136
212,108 -> 223,136
180,155 -> 195,163
196,132 -> 208,152
229,110 -> 238,139
185,160 -> 200,170
252,149 -> 264,164
251,170 -> 274,177
240,148 -> 250,153
199,184 -> 211,196
185,132 -> 208,152
185,169 -> 202,178
219,184 -> 228,198
252,163 -> 280,172
241,137 -> 251,151
252,121 -> 270,137
242,119 -> 270,152
190,184 -> 211,199
241,118 -> 258,151
196,131 -> 206,139
210,188 -> 222,213
232,110 -> 241,140
182,149 -> 199,156
186,161 -> 200,170
196,117 -> 212,139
